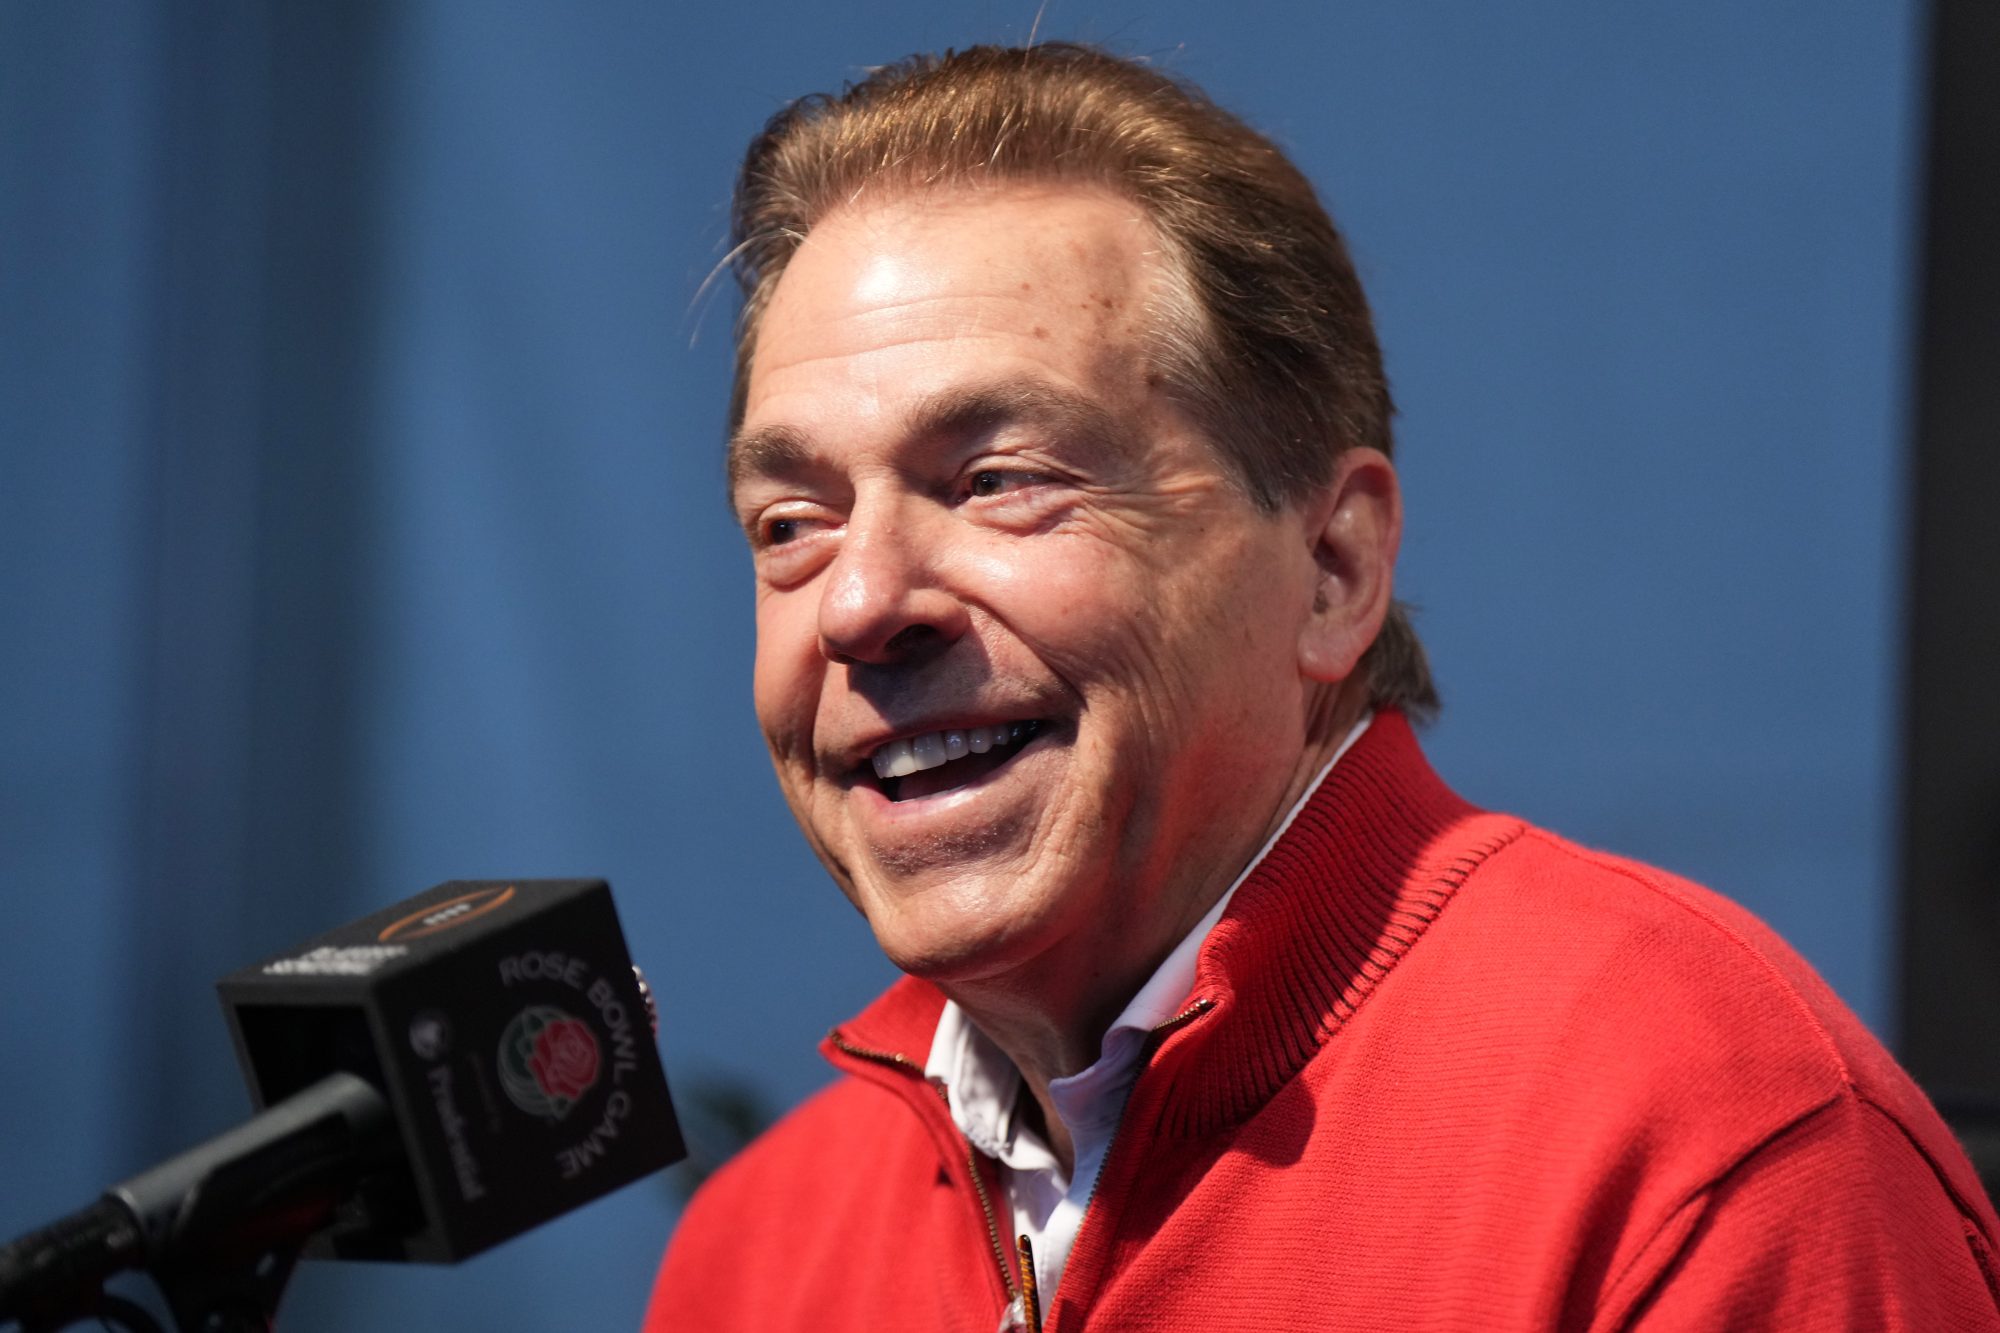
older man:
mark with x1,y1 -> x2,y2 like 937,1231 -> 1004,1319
648,45 -> 2000,1332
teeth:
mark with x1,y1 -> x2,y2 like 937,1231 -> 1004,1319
872,737 -> 917,779
870,723 -> 1035,780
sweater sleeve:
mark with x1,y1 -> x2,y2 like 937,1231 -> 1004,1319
1609,1092 -> 2000,1331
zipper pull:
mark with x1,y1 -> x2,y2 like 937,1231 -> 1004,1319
1017,1233 -> 1043,1333
992,1235 -> 1045,1332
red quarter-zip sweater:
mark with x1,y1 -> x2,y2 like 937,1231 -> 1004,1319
647,713 -> 2000,1331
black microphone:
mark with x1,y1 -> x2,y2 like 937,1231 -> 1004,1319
0,879 -> 684,1332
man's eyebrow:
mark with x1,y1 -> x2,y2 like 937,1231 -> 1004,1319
726,422 -> 817,501
902,381 -> 1127,461
727,381 -> 1129,502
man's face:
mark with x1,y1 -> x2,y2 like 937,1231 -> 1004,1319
731,184 -> 1328,998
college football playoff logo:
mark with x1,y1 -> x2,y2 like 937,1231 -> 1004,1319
497,1004 -> 601,1120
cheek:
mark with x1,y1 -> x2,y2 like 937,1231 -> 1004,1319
981,532 -> 1233,649
990,531 -> 1304,725
967,541 -> 1129,660
750,592 -> 824,756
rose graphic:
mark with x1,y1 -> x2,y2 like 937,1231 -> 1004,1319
530,1016 -> 601,1102
497,1005 -> 602,1120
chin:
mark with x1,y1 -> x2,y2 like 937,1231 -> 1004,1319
863,886 -> 1056,987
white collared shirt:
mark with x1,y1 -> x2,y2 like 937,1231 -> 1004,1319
924,714 -> 1373,1308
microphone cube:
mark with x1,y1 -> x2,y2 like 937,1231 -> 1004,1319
217,878 -> 685,1262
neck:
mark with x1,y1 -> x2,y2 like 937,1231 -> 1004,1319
937,984 -> 1094,1172
942,680 -> 1371,1174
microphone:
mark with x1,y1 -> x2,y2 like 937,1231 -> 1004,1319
0,879 -> 684,1332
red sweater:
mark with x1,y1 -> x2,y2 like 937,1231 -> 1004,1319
648,713 -> 2000,1331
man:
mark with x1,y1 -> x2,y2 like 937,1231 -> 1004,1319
649,44 -> 2000,1331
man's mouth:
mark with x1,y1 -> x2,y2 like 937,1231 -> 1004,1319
865,721 -> 1045,802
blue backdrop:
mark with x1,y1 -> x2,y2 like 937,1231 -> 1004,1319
1,2 -> 1919,1329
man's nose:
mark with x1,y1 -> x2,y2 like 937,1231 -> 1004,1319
816,504 -> 969,666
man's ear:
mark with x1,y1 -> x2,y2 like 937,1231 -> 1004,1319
1297,447 -> 1401,684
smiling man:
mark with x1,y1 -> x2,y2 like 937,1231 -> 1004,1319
648,45 -> 2000,1333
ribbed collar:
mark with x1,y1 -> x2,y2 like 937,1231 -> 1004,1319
826,712 -> 1524,1137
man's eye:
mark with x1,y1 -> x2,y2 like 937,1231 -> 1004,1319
760,514 -> 825,547
967,469 -> 1035,498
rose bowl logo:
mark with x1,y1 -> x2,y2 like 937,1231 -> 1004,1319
497,1005 -> 601,1121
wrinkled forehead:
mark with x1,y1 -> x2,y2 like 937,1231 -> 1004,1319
729,184 -> 1184,493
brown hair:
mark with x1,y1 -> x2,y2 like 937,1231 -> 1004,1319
728,43 -> 1437,719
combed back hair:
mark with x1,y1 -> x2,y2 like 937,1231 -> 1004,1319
728,42 -> 1438,720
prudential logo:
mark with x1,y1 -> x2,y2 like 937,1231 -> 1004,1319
496,1005 -> 602,1121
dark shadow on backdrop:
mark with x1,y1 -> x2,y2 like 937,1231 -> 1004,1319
1900,0 -> 2000,1195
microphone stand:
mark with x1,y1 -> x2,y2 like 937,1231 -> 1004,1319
0,1073 -> 395,1333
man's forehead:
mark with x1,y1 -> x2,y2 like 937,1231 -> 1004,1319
746,182 -> 1171,367
726,184 -> 1187,506
727,380 -> 1128,498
